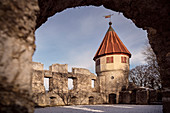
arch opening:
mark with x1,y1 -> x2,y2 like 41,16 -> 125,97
109,93 -> 116,104
33,6 -> 148,73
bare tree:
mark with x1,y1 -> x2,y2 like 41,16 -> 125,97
143,44 -> 161,89
129,44 -> 161,89
129,65 -> 148,87
143,44 -> 159,68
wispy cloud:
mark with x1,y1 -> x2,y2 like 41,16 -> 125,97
130,49 -> 146,69
64,49 -> 95,73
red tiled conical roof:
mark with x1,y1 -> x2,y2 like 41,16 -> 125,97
93,22 -> 131,60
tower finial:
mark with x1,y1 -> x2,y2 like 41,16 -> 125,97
109,22 -> 112,26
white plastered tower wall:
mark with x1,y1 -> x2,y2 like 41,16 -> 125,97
95,54 -> 130,103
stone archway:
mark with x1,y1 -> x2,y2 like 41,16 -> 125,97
109,93 -> 116,104
89,96 -> 94,105
71,96 -> 77,105
0,0 -> 169,113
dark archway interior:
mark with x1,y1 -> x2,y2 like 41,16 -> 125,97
109,93 -> 116,104
36,1 -> 169,112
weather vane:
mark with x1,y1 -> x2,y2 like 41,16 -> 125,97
104,14 -> 114,22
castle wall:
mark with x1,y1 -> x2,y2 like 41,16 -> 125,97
32,62 -> 44,71
32,62 -> 101,106
32,62 -> 162,106
51,72 -> 68,93
32,70 -> 45,94
72,68 -> 91,75
49,63 -> 68,73
136,90 -> 149,104
119,89 -> 162,105
119,91 -> 131,104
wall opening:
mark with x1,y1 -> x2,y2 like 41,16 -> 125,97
68,78 -> 74,90
33,5 -> 149,107
50,96 -> 56,105
71,96 -> 77,105
89,96 -> 94,105
91,79 -> 95,88
33,6 -> 148,73
44,78 -> 50,92
109,93 -> 116,104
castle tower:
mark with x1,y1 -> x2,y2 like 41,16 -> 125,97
93,22 -> 131,103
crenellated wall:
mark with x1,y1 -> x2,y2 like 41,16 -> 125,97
32,62 -> 101,106
32,62 -> 162,106
72,68 -> 92,75
32,62 -> 44,71
49,63 -> 68,73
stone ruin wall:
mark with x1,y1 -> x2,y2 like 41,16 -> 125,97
32,62 -> 103,106
32,62 -> 162,107
119,88 -> 162,105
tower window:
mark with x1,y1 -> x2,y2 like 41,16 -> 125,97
121,56 -> 127,63
106,56 -> 113,63
96,59 -> 100,66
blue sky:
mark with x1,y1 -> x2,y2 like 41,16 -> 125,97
33,6 -> 148,74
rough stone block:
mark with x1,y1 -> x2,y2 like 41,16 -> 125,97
72,68 -> 91,75
37,94 -> 46,106
130,90 -> 136,104
32,70 -> 45,94
44,70 -> 52,78
149,90 -> 157,103
49,63 -> 68,73
32,62 -> 44,70
163,101 -> 170,113
136,90 -> 149,104
119,91 -> 131,104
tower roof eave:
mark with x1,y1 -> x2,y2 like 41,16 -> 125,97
93,52 -> 131,61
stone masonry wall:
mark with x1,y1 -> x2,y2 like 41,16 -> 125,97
49,63 -> 68,73
119,91 -> 131,104
136,90 -> 149,104
32,62 -> 162,106
32,62 -> 101,106
0,0 -> 39,113
32,62 -> 44,71
72,68 -> 92,75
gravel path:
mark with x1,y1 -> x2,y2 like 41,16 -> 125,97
34,104 -> 163,113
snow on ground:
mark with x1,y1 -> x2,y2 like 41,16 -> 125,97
34,104 -> 163,113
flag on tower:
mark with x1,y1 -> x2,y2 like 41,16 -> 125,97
104,14 -> 113,18
104,15 -> 111,18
